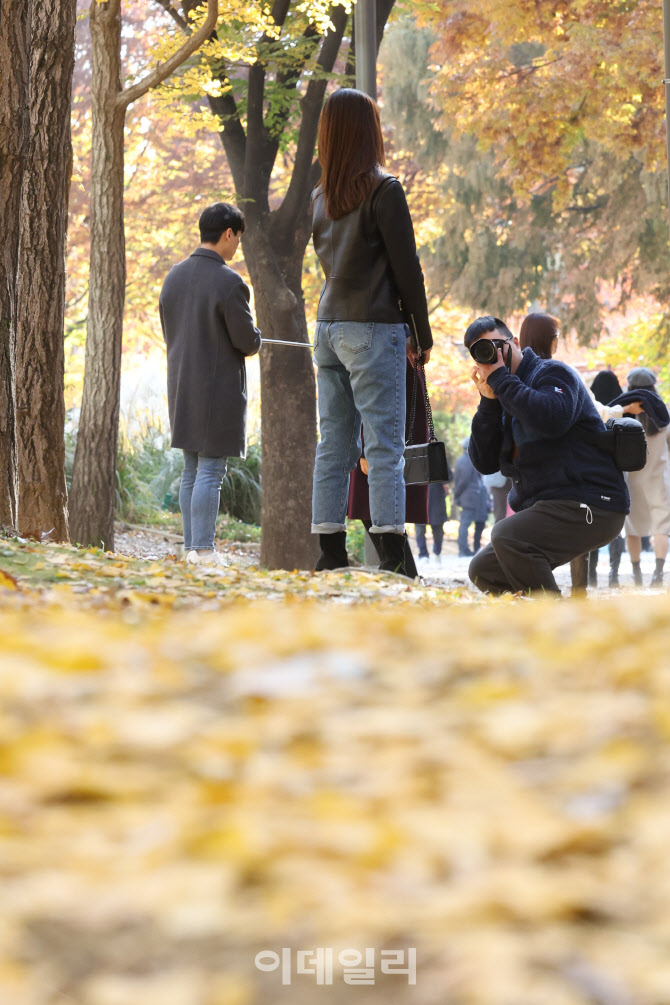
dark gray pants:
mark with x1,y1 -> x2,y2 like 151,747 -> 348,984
469,500 -> 626,595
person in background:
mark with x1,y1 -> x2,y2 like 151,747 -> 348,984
519,312 -> 559,359
588,370 -> 625,586
415,482 -> 448,566
482,470 -> 512,524
311,88 -> 433,577
453,436 -> 489,557
347,359 -> 429,578
616,367 -> 670,586
160,202 -> 261,568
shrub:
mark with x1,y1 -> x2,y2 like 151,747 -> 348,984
64,412 -> 262,528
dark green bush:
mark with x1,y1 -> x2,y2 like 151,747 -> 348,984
65,413 -> 262,527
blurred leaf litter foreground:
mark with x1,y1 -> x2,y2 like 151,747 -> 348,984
0,552 -> 670,1001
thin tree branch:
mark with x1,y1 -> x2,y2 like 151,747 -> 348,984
208,86 -> 247,193
272,4 -> 349,240
163,1 -> 246,192
152,0 -> 189,32
118,0 -> 218,110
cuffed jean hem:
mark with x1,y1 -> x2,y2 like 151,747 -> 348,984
370,524 -> 405,534
311,522 -> 347,533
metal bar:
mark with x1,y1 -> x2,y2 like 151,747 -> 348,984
260,338 -> 314,347
354,0 -> 377,99
664,0 -> 670,236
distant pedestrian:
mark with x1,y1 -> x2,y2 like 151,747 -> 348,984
587,370 -> 625,587
617,367 -> 670,586
519,312 -> 559,359
160,202 -> 261,568
347,359 -> 429,578
415,482 -> 448,566
453,437 -> 489,557
482,470 -> 511,524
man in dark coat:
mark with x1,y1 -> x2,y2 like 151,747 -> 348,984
465,316 -> 628,594
453,437 -> 489,557
160,203 -> 261,567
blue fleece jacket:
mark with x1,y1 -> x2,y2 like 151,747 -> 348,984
469,348 -> 629,514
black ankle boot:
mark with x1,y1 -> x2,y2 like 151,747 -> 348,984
378,532 -> 409,577
315,532 -> 349,571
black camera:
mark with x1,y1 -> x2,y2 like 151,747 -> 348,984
469,337 -> 510,364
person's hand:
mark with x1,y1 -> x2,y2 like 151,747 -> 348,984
623,400 -> 644,415
406,337 -> 431,367
360,457 -> 369,475
475,347 -> 506,382
471,366 -> 497,399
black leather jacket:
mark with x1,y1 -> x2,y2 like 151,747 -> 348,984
312,174 -> 433,351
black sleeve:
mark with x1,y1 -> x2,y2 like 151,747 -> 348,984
375,180 -> 433,352
469,396 -> 505,474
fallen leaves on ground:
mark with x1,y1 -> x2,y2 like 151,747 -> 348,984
0,538 -> 669,1003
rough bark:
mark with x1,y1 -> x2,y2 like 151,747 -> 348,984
15,0 -> 76,541
69,0 -> 218,550
242,225 -> 319,570
69,0 -> 125,550
0,0 -> 32,529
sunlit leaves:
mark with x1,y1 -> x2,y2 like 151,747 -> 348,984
2,535 -> 670,1000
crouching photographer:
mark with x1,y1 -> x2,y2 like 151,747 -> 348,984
465,316 -> 629,595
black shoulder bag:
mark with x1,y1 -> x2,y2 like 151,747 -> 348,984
571,416 -> 648,472
404,361 -> 451,485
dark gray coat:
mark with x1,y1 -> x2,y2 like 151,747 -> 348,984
453,451 -> 489,521
160,249 -> 261,458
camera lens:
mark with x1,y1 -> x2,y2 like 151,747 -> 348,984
471,339 -> 498,364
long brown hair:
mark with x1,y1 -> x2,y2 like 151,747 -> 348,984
519,312 -> 560,359
317,88 -> 386,220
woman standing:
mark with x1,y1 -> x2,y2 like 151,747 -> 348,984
311,88 -> 433,576
621,368 -> 670,586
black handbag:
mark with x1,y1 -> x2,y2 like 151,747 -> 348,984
404,361 -> 451,485
569,416 -> 648,472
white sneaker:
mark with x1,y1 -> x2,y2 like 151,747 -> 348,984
433,554 -> 442,567
185,549 -> 229,570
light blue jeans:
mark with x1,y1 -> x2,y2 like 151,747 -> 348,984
312,320 -> 407,534
180,451 -> 227,551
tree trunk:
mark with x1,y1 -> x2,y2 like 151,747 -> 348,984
0,0 -> 32,529
242,222 -> 319,570
69,0 -> 125,550
15,0 -> 76,541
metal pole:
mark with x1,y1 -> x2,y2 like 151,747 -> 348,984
354,0 -> 377,100
664,0 -> 670,237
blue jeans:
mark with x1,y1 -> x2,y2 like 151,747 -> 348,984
458,509 -> 485,555
415,523 -> 445,557
312,320 -> 407,534
179,451 -> 227,551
